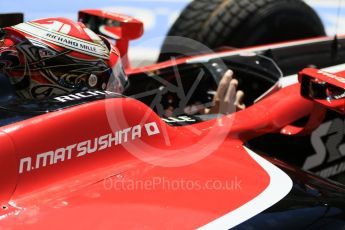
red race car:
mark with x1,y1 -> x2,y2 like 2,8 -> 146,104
0,9 -> 345,229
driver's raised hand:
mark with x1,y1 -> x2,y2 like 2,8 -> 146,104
206,70 -> 245,115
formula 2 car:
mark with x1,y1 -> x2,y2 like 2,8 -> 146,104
1,9 -> 345,229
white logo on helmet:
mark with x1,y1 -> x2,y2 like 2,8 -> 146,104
13,22 -> 110,59
88,74 -> 98,87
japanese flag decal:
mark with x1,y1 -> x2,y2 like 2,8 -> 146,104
199,147 -> 293,229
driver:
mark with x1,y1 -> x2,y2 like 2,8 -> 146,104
0,18 -> 244,115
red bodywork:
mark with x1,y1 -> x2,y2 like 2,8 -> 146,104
79,9 -> 144,68
0,9 -> 343,229
299,68 -> 345,114
0,83 -> 313,229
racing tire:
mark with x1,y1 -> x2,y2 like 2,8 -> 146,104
158,0 -> 326,62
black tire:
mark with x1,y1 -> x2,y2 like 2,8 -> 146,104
159,0 -> 326,62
